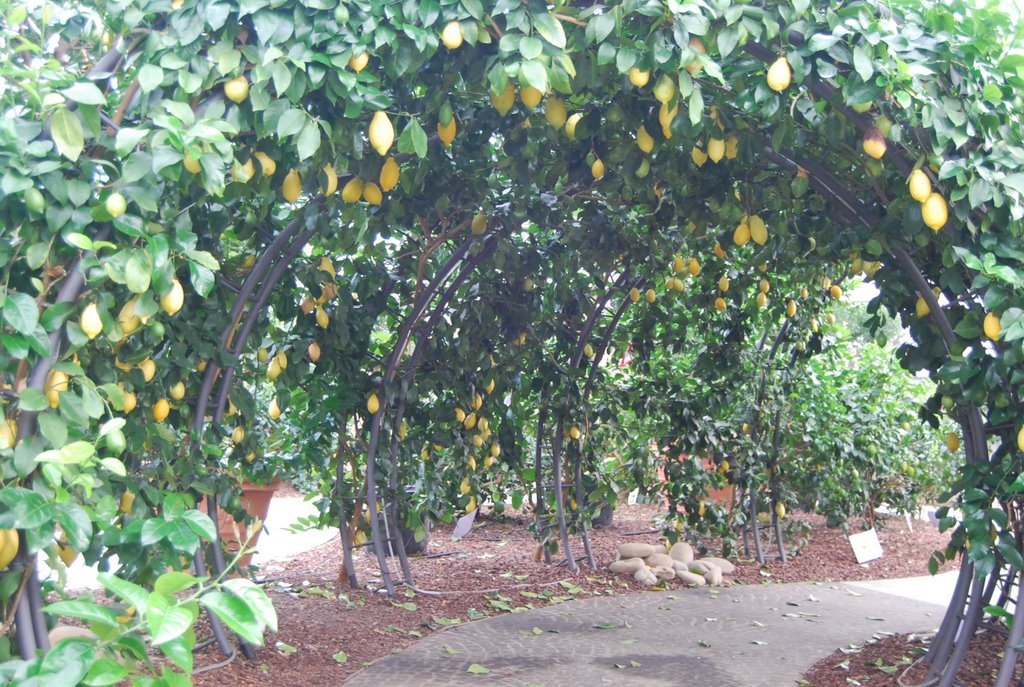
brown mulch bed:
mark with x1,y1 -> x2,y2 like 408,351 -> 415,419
190,504 -> 964,686
801,629 -> 1023,686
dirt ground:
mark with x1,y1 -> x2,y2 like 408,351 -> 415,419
186,502 -> 978,686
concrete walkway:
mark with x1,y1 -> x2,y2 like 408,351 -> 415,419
343,582 -> 945,687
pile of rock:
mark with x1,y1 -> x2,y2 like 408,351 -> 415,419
607,542 -> 735,587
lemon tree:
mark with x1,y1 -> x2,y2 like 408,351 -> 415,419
0,0 -> 1023,684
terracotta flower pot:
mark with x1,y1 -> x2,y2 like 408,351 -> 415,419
210,478 -> 281,569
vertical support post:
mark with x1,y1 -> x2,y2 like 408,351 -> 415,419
551,422 -> 577,572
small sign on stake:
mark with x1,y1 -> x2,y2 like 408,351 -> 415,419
848,528 -> 884,564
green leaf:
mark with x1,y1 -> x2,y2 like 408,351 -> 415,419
97,573 -> 150,613
519,36 -> 543,60
63,82 -> 107,106
534,12 -> 566,49
44,600 -> 120,627
202,591 -> 266,645
982,83 -> 1002,103
688,88 -> 703,125
137,64 -> 165,93
158,635 -> 194,674
50,107 -> 85,162
223,577 -> 278,631
333,650 -> 348,663
18,388 -> 49,412
115,128 -> 149,157
467,663 -> 490,674
155,571 -> 201,595
588,14 -> 615,44
99,457 -> 127,476
4,291 -> 39,335
296,120 -> 321,160
83,656 -> 130,686
54,502 -> 93,551
38,637 -> 94,685
520,60 -> 548,92
277,108 -> 306,138
397,118 -> 428,159
149,602 -> 195,646
460,0 -> 483,20
125,251 -> 152,293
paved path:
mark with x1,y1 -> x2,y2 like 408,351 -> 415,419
344,582 -> 945,686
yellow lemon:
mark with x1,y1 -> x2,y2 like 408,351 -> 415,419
254,151 -> 276,177
320,163 -> 338,196
161,278 -> 184,316
169,381 -> 185,401
922,192 -> 948,231
707,138 -> 725,163
628,67 -> 650,87
379,157 -> 400,191
983,311 -> 1001,341
545,97 -> 567,128
368,111 -> 394,156
0,420 -> 16,450
441,20 -> 463,49
775,502 -> 786,519
183,153 -> 201,174
718,276 -> 730,292
153,398 -> 170,422
629,287 -> 641,303
362,182 -> 382,205
946,432 -> 960,453
139,358 -> 156,382
307,341 -> 321,362
520,86 -> 543,109
269,398 -> 281,420
491,83 -> 516,116
637,126 -> 654,153
653,74 -> 675,104
367,393 -> 380,414
81,303 -> 103,339
223,76 -> 249,104
733,223 -> 750,246
862,126 -> 887,159
591,158 -> 605,180
438,118 -> 457,147
341,177 -> 363,203
349,51 -> 369,72
830,285 -> 843,299
715,297 -> 727,312
282,169 -> 302,202
645,288 -> 656,303
786,299 -> 797,317
565,112 -> 582,140
122,391 -> 137,414
749,215 -> 768,245
691,146 -> 707,167
756,292 -> 767,308
316,307 -> 329,329
231,426 -> 245,444
766,57 -> 792,91
119,491 -> 135,514
908,169 -> 932,202
471,212 -> 488,235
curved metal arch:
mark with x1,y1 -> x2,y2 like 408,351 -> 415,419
361,232 -> 503,596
